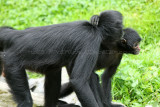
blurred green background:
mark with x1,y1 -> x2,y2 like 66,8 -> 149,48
0,0 -> 160,107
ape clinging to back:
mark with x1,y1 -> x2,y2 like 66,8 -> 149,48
0,10 -> 123,107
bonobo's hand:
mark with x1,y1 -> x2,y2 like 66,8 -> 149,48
111,102 -> 126,107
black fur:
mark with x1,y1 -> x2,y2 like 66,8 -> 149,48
59,28 -> 142,107
0,10 -> 123,107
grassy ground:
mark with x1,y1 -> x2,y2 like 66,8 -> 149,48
0,0 -> 160,106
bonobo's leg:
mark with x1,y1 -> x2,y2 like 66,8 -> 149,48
4,60 -> 32,107
70,50 -> 100,107
59,82 -> 73,98
44,67 -> 61,107
60,63 -> 104,107
89,72 -> 104,107
59,72 -> 104,107
102,66 -> 125,107
0,56 -> 3,75
57,65 -> 80,107
59,64 -> 74,98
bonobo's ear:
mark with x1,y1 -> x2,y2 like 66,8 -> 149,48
121,38 -> 126,44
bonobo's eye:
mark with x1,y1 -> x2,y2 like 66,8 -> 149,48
133,42 -> 139,48
121,38 -> 126,44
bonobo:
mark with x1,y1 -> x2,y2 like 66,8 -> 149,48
59,28 -> 142,107
0,10 -> 124,107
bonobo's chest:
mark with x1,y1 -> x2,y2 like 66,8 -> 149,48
95,50 -> 122,70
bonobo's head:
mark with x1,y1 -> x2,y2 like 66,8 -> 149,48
100,10 -> 123,41
118,28 -> 142,54
90,10 -> 123,41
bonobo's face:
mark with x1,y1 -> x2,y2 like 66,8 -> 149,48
119,28 -> 142,54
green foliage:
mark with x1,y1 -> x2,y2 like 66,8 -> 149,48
26,70 -> 43,79
0,0 -> 160,106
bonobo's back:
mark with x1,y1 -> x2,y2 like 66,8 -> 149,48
0,21 -> 97,51
0,10 -> 123,52
0,21 -> 103,68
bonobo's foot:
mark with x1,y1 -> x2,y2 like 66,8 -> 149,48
111,102 -> 126,107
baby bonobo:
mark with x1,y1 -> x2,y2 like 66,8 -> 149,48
58,28 -> 142,107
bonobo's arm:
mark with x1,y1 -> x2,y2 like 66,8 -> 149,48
102,65 -> 126,107
102,66 -> 118,106
70,47 -> 100,107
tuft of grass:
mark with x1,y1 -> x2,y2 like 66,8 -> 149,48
0,0 -> 160,106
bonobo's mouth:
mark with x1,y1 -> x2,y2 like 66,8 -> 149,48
133,45 -> 140,55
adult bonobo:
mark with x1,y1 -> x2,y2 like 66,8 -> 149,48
59,28 -> 142,107
0,10 -> 123,107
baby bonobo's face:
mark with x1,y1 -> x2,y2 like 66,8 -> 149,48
132,42 -> 141,54
120,28 -> 142,54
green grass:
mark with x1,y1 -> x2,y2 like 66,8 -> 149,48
0,0 -> 160,106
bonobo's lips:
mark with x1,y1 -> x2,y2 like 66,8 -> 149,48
133,45 -> 140,55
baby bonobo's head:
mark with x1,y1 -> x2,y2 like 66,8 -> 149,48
118,28 -> 142,54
